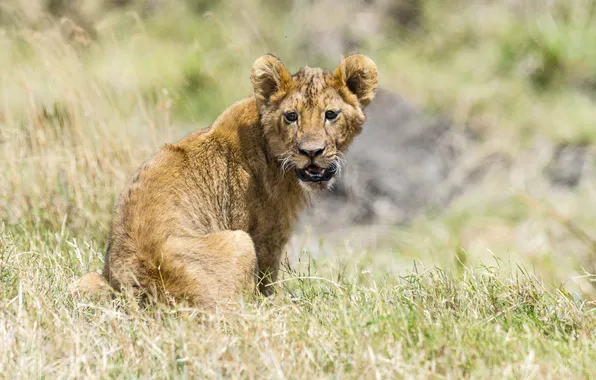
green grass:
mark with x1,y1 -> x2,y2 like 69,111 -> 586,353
2,0 -> 596,377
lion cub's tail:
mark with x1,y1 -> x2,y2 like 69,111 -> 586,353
69,272 -> 110,298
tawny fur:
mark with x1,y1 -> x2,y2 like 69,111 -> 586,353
76,54 -> 378,308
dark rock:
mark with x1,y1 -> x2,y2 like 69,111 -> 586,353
545,144 -> 587,188
304,88 -> 465,229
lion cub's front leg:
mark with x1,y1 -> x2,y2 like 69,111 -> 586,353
252,242 -> 288,296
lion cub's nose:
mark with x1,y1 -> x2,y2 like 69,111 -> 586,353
297,144 -> 326,158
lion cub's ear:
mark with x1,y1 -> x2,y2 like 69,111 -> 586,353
334,54 -> 378,108
251,54 -> 291,107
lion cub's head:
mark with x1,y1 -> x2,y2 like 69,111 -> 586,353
251,54 -> 378,192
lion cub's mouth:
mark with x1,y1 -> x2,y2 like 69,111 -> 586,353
296,165 -> 336,183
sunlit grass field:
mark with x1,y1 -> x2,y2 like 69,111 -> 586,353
2,0 -> 596,377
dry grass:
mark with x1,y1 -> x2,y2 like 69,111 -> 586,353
3,222 -> 596,378
2,0 -> 596,377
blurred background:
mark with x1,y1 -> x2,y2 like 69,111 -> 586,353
1,0 -> 596,296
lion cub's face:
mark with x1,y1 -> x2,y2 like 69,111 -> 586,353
251,54 -> 378,192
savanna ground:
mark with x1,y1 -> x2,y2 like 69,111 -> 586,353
2,0 -> 596,378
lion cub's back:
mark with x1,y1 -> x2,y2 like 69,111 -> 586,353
105,142 -> 196,286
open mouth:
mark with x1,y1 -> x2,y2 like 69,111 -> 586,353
296,165 -> 336,183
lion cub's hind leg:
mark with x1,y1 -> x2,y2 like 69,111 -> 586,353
69,272 -> 111,300
161,230 -> 258,308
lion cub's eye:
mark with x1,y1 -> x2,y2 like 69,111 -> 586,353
284,112 -> 298,123
325,110 -> 339,120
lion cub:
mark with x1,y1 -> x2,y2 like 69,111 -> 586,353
77,54 -> 378,307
